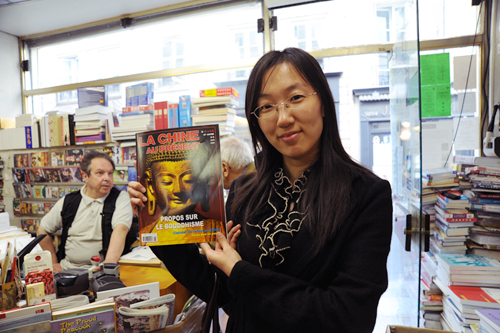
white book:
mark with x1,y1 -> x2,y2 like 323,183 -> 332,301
96,281 -> 160,301
75,105 -> 114,115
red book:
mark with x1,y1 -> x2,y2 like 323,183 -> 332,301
448,285 -> 500,309
154,102 -> 163,130
199,87 -> 239,99
123,104 -> 154,113
162,101 -> 169,129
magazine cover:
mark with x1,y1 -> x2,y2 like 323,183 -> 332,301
51,151 -> 65,167
60,167 -> 83,182
12,168 -> 28,183
13,153 -> 30,168
30,152 -> 49,167
136,125 -> 226,246
43,168 -> 63,182
65,148 -> 84,165
28,168 -> 47,183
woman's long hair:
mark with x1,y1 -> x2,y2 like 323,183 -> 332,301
231,48 -> 373,255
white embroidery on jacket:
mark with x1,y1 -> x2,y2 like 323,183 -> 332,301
247,168 -> 308,268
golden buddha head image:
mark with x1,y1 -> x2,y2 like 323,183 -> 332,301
145,149 -> 196,216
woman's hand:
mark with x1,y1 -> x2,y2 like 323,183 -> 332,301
128,181 -> 147,216
225,221 -> 241,250
200,232 -> 242,277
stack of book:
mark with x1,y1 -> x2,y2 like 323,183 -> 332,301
461,165 -> 500,261
435,254 -> 500,288
431,190 -> 472,255
475,308 -> 500,333
420,251 -> 444,330
433,254 -> 500,333
74,105 -> 114,144
191,87 -> 239,136
113,105 -> 155,142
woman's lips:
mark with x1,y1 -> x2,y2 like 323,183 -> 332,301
279,131 -> 300,143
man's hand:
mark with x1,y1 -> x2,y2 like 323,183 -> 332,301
53,263 -> 62,274
128,181 -> 147,216
199,232 -> 242,277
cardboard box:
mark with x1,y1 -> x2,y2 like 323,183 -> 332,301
386,325 -> 449,333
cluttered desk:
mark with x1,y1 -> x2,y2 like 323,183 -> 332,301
0,226 -> 196,333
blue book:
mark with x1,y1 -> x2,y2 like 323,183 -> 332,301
128,166 -> 138,181
436,254 -> 500,274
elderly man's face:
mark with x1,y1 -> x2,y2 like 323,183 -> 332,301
151,160 -> 194,211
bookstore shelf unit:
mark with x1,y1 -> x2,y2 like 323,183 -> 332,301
0,142 -> 135,234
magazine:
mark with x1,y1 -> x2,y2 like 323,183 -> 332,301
136,125 -> 226,246
117,294 -> 176,333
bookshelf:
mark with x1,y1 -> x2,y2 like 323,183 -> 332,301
0,142 -> 136,234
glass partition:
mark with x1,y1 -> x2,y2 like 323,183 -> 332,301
386,0 -> 423,329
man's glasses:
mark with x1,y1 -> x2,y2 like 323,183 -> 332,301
251,92 -> 318,119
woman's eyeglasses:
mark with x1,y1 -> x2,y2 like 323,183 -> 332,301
251,92 -> 318,119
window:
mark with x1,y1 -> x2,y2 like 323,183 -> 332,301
25,1 -> 264,115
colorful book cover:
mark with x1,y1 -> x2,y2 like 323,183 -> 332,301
449,286 -> 500,309
60,167 -> 83,182
65,148 -> 84,165
20,184 -> 32,198
199,87 -> 239,98
436,254 -> 500,273
136,125 -> 226,246
51,307 -> 116,333
46,186 -> 59,199
128,166 -> 137,182
167,103 -> 179,129
178,95 -> 192,128
475,308 -> 500,330
43,168 -> 63,183
114,167 -> 128,182
13,153 -> 30,168
51,151 -> 65,166
12,168 -> 28,183
32,185 -> 45,199
28,168 -> 47,183
30,152 -> 49,167
118,294 -> 175,332
12,184 -> 21,198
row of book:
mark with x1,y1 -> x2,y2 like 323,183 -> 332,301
112,87 -> 242,143
13,146 -> 121,168
13,184 -> 81,199
0,277 -> 205,333
14,199 -> 56,215
20,218 -> 41,232
12,167 -> 83,184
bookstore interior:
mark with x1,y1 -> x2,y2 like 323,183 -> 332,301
2,0 -> 500,332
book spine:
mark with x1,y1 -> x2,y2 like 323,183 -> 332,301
471,202 -> 500,213
76,133 -> 106,142
453,155 -> 476,165
162,101 -> 168,129
199,87 -> 239,98
122,104 -> 154,113
120,110 -> 154,117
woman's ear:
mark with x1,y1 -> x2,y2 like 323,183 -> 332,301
145,170 -> 156,216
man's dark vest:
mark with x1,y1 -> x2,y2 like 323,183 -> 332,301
56,187 -> 136,262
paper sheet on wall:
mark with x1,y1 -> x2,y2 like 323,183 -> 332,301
422,119 -> 453,170
0,212 -> 10,231
454,92 -> 476,115
453,55 -> 477,90
452,117 -> 480,151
